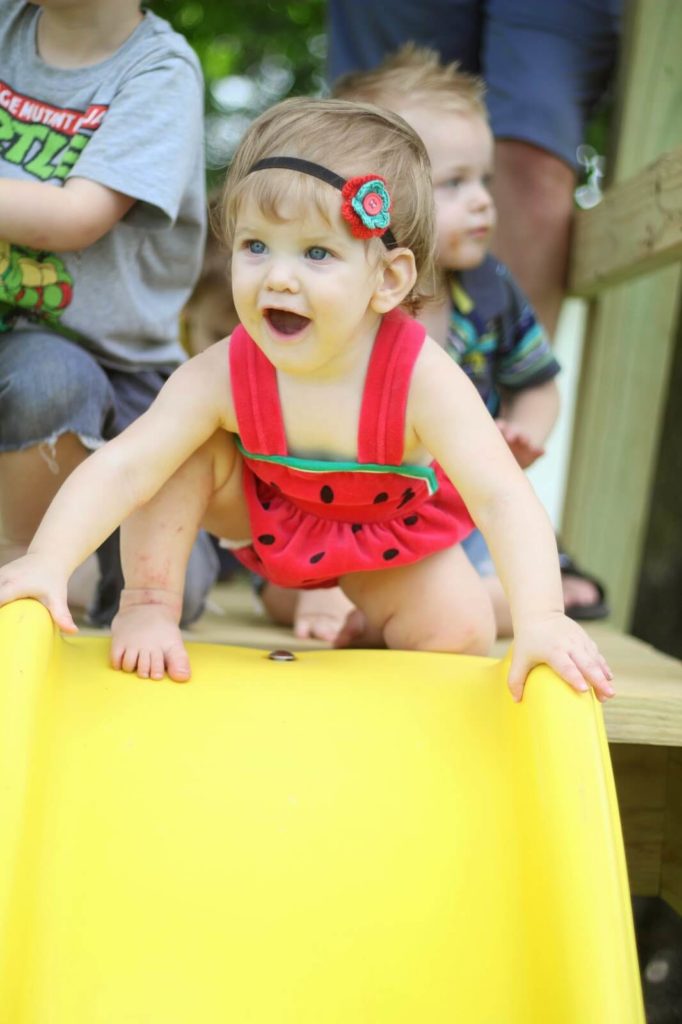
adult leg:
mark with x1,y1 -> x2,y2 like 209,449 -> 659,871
111,430 -> 250,681
483,1 -> 621,336
484,3 -> 620,612
490,142 -> 575,338
337,544 -> 496,656
327,0 -> 483,81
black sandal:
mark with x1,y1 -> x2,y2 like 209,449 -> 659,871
558,550 -> 610,621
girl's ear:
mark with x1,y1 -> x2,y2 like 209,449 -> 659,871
370,249 -> 418,314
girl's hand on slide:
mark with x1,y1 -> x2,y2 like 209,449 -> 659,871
508,611 -> 615,704
0,552 -> 77,633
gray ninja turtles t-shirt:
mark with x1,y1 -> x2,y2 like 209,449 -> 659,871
0,2 -> 206,370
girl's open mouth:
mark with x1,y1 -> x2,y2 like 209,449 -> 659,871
265,308 -> 311,336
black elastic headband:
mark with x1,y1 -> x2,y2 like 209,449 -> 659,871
248,156 -> 398,249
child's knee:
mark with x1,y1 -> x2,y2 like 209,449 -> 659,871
384,601 -> 495,656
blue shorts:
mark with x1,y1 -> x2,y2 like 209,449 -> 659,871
0,329 -> 219,625
461,528 -> 496,578
0,328 -> 175,452
328,0 -> 621,168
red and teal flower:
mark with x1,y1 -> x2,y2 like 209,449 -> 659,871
341,175 -> 392,240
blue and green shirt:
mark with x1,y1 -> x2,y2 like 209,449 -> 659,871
446,255 -> 560,416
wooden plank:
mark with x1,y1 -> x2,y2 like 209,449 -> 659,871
569,146 -> 682,296
593,625 -> 682,746
561,274 -> 681,628
561,0 -> 682,630
610,745 -> 668,897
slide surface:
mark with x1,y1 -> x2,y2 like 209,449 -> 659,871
1,599 -> 643,1023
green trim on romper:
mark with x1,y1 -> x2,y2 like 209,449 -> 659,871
235,438 -> 440,495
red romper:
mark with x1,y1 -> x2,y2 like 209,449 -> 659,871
229,308 -> 475,588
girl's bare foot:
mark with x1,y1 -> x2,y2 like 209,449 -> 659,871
110,589 -> 190,682
293,586 -> 355,642
333,608 -> 384,649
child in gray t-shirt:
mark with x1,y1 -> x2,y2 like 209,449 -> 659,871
0,0 -> 218,625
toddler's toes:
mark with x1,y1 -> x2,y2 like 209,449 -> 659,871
313,617 -> 344,642
120,646 -> 142,675
297,614 -> 342,642
333,609 -> 368,649
149,647 -> 167,681
136,649 -> 152,679
165,643 -> 191,683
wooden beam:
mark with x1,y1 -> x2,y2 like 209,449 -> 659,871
610,745 -> 667,898
570,145 -> 682,296
561,0 -> 682,629
661,749 -> 682,915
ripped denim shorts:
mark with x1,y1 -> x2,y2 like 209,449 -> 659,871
0,328 -> 174,455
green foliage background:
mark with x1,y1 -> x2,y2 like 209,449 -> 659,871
154,0 -> 326,175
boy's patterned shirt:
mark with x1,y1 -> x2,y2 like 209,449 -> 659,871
445,255 -> 560,416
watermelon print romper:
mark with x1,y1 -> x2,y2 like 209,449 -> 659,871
228,308 -> 475,589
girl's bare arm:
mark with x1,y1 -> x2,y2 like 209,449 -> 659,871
407,340 -> 613,700
0,341 -> 233,597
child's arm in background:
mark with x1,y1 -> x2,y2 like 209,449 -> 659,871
409,341 -> 613,702
496,378 -> 560,468
0,177 -> 135,251
0,342 -> 232,629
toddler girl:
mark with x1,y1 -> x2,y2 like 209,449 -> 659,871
0,97 -> 614,703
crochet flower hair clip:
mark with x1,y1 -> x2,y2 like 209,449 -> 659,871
341,175 -> 393,241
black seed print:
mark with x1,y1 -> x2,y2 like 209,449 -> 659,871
257,534 -> 276,545
373,491 -> 389,504
260,499 -> 271,510
309,551 -> 326,564
403,515 -> 418,526
383,548 -> 400,561
397,487 -> 416,509
351,523 -> 363,533
320,485 -> 334,504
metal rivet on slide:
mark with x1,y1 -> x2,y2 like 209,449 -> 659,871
267,649 -> 297,662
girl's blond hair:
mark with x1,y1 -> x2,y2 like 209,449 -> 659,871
333,43 -> 488,121
220,95 -> 436,311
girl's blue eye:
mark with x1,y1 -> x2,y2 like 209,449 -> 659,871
247,240 -> 266,254
306,246 -> 330,261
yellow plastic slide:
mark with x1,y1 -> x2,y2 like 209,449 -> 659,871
1,599 -> 643,1023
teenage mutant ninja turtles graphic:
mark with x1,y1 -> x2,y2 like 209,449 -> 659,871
0,239 -> 73,331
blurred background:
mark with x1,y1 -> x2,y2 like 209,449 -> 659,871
156,0 -> 326,181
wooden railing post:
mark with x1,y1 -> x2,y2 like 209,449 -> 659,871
562,0 -> 682,629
